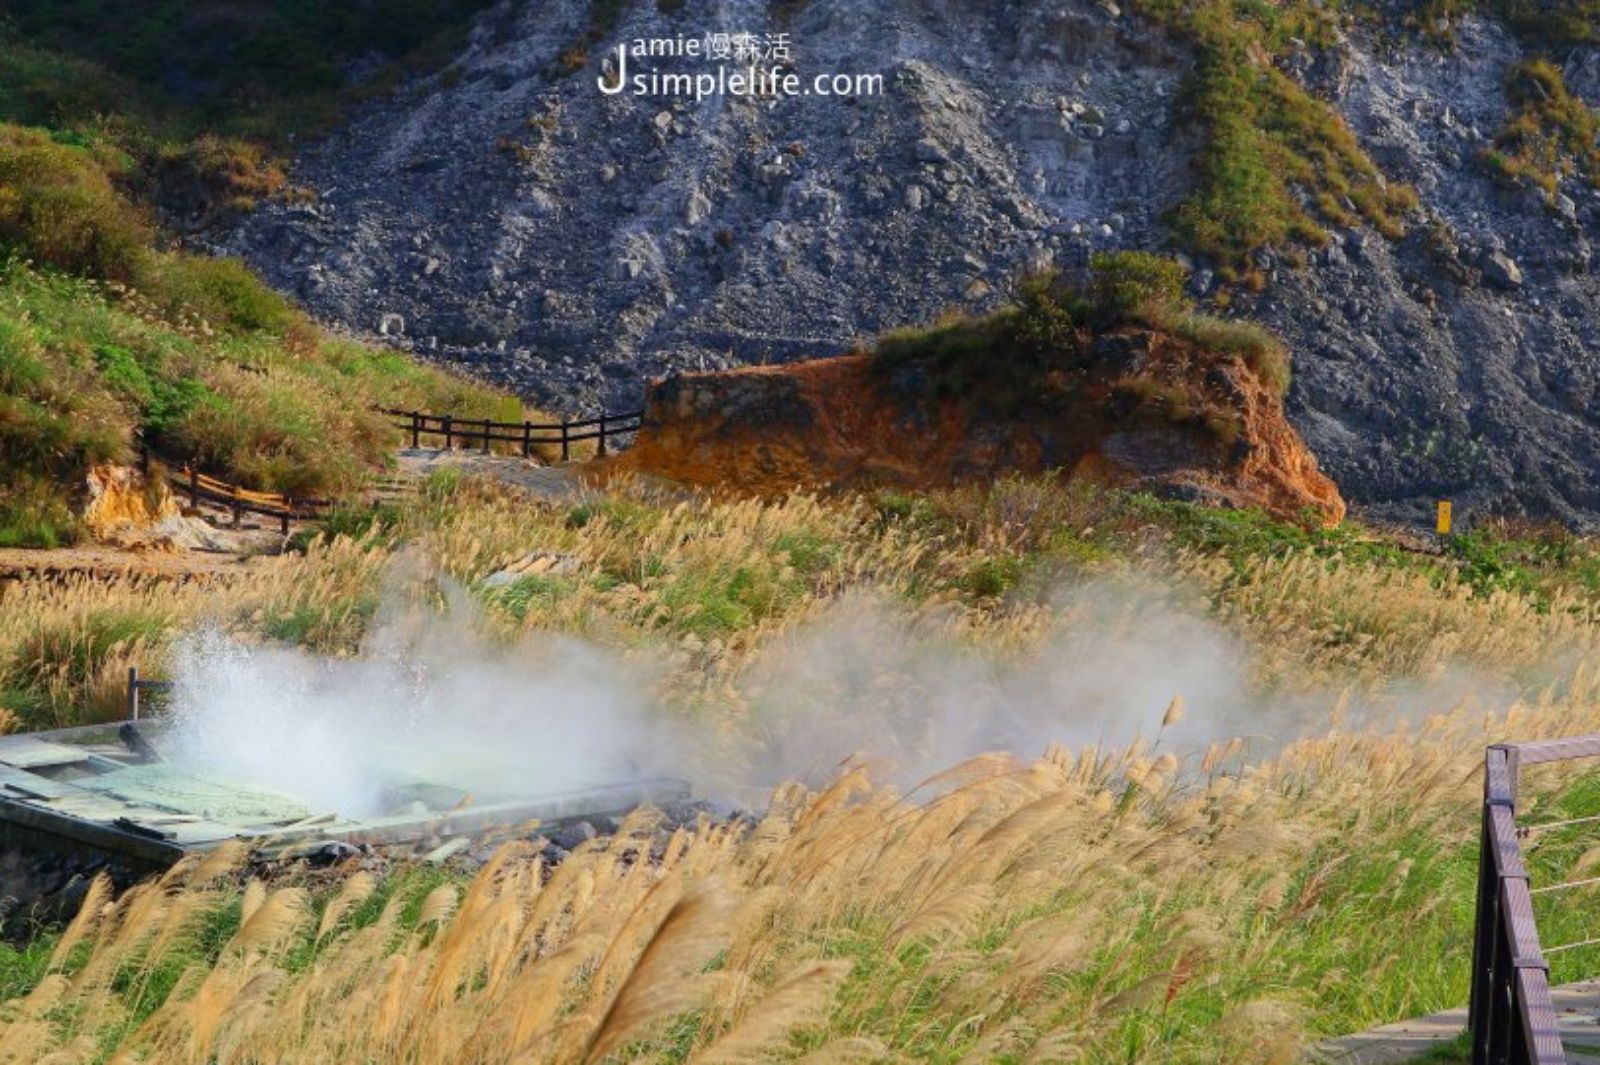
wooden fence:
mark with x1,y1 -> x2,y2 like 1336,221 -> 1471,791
376,407 -> 645,461
1468,736 -> 1600,1064
138,444 -> 329,535
128,404 -> 640,535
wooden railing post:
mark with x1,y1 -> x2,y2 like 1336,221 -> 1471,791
522,421 -> 532,459
279,503 -> 291,536
597,414 -> 609,458
411,411 -> 421,449
443,415 -> 454,450
187,466 -> 199,509
231,485 -> 243,528
561,418 -> 570,463
127,666 -> 139,722
481,419 -> 491,455
1471,755 -> 1502,1065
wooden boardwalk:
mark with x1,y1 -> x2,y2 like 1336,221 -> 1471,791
1310,980 -> 1600,1063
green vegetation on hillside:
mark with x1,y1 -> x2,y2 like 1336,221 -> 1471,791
0,0 -> 498,141
1408,0 -> 1600,47
873,252 -> 1289,409
0,123 -> 511,548
0,0 -> 499,222
1488,0 -> 1600,47
1130,0 -> 1419,283
1483,59 -> 1600,201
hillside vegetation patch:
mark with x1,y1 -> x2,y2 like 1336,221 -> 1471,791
1482,59 -> 1600,201
875,252 -> 1290,406
0,124 -> 512,546
1131,0 -> 1419,283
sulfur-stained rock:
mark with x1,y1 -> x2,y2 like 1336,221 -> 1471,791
620,329 -> 1345,525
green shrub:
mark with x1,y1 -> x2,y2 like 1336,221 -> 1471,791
1163,312 -> 1292,395
423,468 -> 465,503
963,555 -> 1025,599
1495,0 -> 1600,47
494,574 -> 579,621
566,497 -> 657,532
93,343 -> 156,407
0,126 -> 151,282
312,503 -> 403,545
875,256 -> 1294,402
154,254 -> 298,334
1012,271 -> 1086,354
1088,251 -> 1188,322
0,476 -> 81,548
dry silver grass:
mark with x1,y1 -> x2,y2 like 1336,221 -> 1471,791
7,688 -> 1600,1064
11,486 -> 1600,1061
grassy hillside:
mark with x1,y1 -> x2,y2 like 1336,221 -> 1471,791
0,3 -> 548,548
1,1 -> 497,137
5,475 -> 1600,1059
0,123 -> 513,547
0,0 -> 500,221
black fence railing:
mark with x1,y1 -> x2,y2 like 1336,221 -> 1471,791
126,667 -> 173,722
1468,737 -> 1600,1064
376,407 -> 644,461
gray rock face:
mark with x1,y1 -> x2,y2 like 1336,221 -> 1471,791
223,0 -> 1600,525
223,0 -> 1188,410
1242,17 -> 1600,527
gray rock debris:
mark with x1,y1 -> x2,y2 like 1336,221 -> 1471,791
223,0 -> 1600,525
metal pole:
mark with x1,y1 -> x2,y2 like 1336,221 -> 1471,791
128,666 -> 139,721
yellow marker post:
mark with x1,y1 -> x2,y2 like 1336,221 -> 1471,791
1437,501 -> 1453,537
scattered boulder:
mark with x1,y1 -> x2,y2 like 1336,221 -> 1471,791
1483,251 -> 1523,289
480,551 -> 581,588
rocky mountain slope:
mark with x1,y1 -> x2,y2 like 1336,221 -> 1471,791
221,0 -> 1600,526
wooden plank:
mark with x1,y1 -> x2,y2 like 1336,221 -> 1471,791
1510,733 -> 1600,767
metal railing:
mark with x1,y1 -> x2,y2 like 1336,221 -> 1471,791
376,407 -> 644,461
125,667 -> 173,722
1470,736 -> 1600,1064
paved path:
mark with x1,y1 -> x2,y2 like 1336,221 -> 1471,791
1311,980 -> 1600,1063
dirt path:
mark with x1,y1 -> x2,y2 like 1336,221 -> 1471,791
0,545 -> 266,584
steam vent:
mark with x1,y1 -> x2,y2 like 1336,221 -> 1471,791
0,715 -> 688,910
